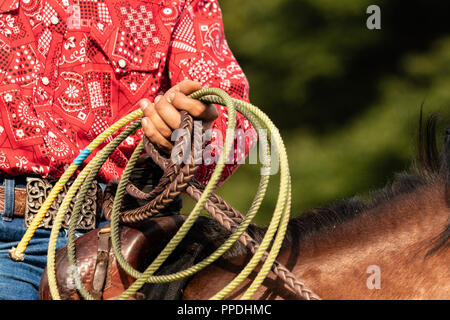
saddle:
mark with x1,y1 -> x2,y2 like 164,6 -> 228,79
39,216 -> 185,300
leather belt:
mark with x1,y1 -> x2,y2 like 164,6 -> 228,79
0,185 -> 26,218
0,177 -> 102,230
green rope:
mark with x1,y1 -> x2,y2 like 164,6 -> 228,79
43,88 -> 292,300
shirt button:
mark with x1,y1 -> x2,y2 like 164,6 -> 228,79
41,77 -> 50,86
118,59 -> 127,69
50,16 -> 59,25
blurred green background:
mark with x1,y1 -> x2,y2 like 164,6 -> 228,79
184,0 -> 450,225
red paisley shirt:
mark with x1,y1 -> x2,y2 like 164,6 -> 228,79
0,0 -> 256,185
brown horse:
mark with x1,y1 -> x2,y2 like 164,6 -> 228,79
140,116 -> 449,300
40,116 -> 450,300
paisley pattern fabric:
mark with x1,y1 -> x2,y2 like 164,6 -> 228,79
0,0 -> 255,184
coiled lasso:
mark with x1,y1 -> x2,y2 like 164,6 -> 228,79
9,88 -> 320,300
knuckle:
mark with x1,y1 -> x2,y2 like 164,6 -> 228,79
140,99 -> 152,116
160,127 -> 172,138
191,103 -> 205,117
146,129 -> 156,139
189,110 -> 201,118
154,101 -> 164,112
146,103 -> 156,116
139,98 -> 151,108
170,85 -> 180,94
141,117 -> 149,128
177,79 -> 201,93
143,125 -> 156,138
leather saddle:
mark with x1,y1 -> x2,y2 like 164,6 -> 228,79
39,215 -> 186,300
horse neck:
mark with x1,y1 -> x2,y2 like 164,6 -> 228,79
281,181 -> 450,299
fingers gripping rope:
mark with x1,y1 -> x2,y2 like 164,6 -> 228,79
10,88 -> 320,300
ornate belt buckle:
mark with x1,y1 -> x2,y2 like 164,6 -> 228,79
24,177 -> 100,230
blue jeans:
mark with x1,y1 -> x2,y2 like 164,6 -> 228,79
0,217 -> 68,300
0,177 -> 106,300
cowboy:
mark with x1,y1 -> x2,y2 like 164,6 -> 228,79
0,0 -> 255,300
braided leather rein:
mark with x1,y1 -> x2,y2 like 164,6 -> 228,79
116,111 -> 321,300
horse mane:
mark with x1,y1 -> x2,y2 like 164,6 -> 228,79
281,112 -> 450,257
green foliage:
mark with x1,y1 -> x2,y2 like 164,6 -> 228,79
181,1 -> 450,225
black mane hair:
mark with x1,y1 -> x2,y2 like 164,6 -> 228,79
142,114 -> 450,299
279,114 -> 450,257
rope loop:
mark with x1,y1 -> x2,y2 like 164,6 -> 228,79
11,88 -> 320,300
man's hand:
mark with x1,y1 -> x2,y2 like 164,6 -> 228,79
139,80 -> 219,154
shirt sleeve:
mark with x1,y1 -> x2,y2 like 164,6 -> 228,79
166,0 -> 257,186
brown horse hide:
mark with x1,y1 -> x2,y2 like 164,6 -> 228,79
39,216 -> 186,300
